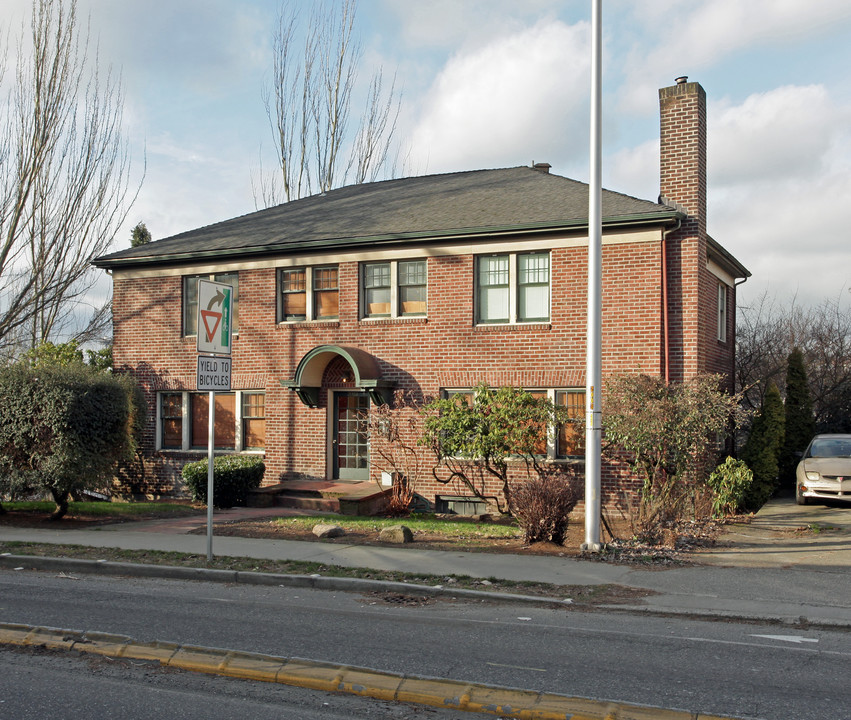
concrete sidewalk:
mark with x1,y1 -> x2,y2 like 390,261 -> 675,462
2,497 -> 849,627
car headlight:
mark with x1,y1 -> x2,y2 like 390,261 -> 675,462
805,471 -> 820,481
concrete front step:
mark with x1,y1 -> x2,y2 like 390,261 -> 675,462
248,480 -> 390,516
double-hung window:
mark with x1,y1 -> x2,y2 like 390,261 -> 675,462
361,259 -> 427,319
183,272 -> 239,336
476,252 -> 549,324
158,391 -> 265,451
277,266 -> 339,322
717,281 -> 728,343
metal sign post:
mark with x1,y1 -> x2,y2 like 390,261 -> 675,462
196,279 -> 233,562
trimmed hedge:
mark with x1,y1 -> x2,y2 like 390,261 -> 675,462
0,363 -> 136,513
182,455 -> 265,508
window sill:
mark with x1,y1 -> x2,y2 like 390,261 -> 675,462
473,322 -> 551,332
359,316 -> 428,326
156,448 -> 266,455
277,320 -> 340,328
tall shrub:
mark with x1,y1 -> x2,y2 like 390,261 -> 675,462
603,373 -> 743,528
420,384 -> 575,515
740,381 -> 784,509
780,347 -> 815,488
0,363 -> 134,518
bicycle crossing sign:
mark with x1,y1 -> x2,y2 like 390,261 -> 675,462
196,279 -> 233,355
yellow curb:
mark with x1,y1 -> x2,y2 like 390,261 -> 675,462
0,623 -> 748,720
396,676 -> 472,710
337,666 -> 403,702
0,624 -> 53,647
72,631 -> 133,657
167,645 -> 229,673
26,626 -> 83,651
276,658 -> 344,692
220,650 -> 286,682
116,639 -> 180,663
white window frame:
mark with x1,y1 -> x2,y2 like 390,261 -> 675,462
475,251 -> 550,325
360,259 -> 428,319
156,390 -> 265,453
717,281 -> 728,343
277,265 -> 339,323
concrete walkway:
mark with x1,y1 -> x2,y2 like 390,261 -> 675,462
2,497 -> 850,627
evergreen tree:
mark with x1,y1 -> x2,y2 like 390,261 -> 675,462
780,346 -> 815,488
130,222 -> 152,247
741,381 -> 785,510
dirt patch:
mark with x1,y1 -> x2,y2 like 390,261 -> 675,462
196,515 -> 722,565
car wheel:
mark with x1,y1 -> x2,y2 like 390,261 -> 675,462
795,485 -> 809,505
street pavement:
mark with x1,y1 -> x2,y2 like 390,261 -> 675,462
2,496 -> 849,720
1,496 -> 849,628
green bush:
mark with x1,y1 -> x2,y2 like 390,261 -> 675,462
0,363 -> 135,518
741,381 -> 784,510
182,455 -> 265,508
510,474 -> 579,545
706,457 -> 753,518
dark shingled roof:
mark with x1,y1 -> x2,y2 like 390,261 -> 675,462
94,166 -> 681,268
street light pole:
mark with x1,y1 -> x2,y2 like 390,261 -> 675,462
583,0 -> 603,552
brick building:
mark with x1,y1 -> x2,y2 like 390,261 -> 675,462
94,78 -> 749,508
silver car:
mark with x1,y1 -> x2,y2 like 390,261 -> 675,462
795,434 -> 851,505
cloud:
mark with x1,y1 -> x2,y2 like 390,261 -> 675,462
707,84 -> 851,305
407,19 -> 591,174
710,85 -> 844,186
615,0 -> 851,113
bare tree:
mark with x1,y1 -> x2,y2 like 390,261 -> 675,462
0,0 -> 139,354
253,0 -> 401,207
737,290 -> 851,434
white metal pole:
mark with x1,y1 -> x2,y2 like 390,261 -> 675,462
206,390 -> 215,562
583,0 -> 603,552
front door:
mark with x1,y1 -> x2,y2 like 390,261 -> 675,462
333,392 -> 369,481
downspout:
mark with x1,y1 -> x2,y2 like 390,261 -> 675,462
662,219 -> 681,384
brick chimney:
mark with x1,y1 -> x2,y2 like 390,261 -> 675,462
659,76 -> 706,237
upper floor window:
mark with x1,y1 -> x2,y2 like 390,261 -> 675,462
277,265 -> 338,322
476,252 -> 549,324
361,259 -> 427,319
183,272 -> 239,336
717,281 -> 728,343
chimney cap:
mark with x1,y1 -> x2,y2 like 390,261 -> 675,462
532,162 -> 551,173
675,76 -> 688,85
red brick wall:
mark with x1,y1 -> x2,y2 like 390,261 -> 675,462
111,235 -> 667,505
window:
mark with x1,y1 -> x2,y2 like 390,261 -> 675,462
280,269 -> 307,321
476,252 -> 549,324
157,391 -> 265,452
717,281 -> 728,342
278,266 -> 338,322
556,390 -> 585,458
477,255 -> 510,323
360,259 -> 427,319
313,266 -> 339,319
160,393 -> 183,449
399,260 -> 427,315
363,263 -> 391,317
242,392 -> 266,450
183,272 -> 239,336
191,392 -> 236,449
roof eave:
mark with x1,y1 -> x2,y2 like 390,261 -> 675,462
92,210 -> 683,270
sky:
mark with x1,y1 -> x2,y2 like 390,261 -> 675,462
5,0 -> 851,313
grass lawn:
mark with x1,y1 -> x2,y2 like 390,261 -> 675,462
269,513 -> 523,540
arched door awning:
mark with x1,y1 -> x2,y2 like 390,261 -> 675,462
280,345 -> 393,408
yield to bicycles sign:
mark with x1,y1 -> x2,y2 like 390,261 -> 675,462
196,279 -> 233,355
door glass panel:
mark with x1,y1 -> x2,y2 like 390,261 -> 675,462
334,392 -> 369,479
